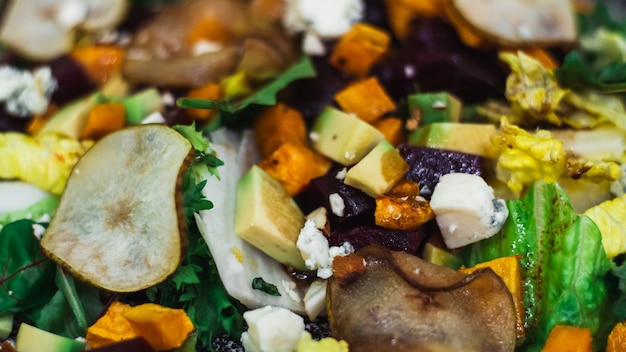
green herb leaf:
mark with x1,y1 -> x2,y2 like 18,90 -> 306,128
251,277 -> 281,296
0,220 -> 56,313
54,267 -> 87,331
554,51 -> 626,93
463,181 -> 616,351
182,171 -> 214,223
147,217 -> 244,347
177,56 -> 316,113
174,122 -> 209,152
24,279 -> 104,338
610,260 -> 626,319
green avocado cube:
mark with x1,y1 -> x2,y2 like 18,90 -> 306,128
407,92 -> 462,125
344,140 -> 409,197
310,106 -> 385,166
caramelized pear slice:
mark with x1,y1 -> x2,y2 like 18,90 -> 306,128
327,245 -> 517,352
448,0 -> 577,47
40,125 -> 193,292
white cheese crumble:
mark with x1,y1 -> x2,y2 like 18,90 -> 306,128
296,220 -> 354,279
240,306 -> 305,352
283,0 -> 364,56
141,111 -> 167,124
335,167 -> 348,180
32,224 -> 46,240
0,65 -> 57,117
328,193 -> 345,217
430,173 -> 508,249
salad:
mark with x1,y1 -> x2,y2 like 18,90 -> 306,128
2,0 -> 626,351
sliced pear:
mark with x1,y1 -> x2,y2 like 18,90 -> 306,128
0,0 -> 128,61
81,0 -> 129,31
447,0 -> 577,47
40,125 -> 193,292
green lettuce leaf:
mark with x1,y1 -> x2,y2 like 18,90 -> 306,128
0,220 -> 56,313
176,55 -> 316,114
463,181 -> 616,351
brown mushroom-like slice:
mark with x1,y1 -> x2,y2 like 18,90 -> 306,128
447,0 -> 577,48
40,125 -> 193,292
122,0 -> 297,88
327,245 -> 517,352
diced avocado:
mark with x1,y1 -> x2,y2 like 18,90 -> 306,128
344,140 -> 409,197
122,88 -> 164,125
37,92 -> 105,139
235,165 -> 307,271
310,106 -> 385,166
422,241 -> 463,270
408,122 -> 499,158
0,313 -> 13,339
407,92 -> 462,125
15,323 -> 86,352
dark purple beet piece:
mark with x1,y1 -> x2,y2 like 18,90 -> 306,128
399,145 -> 483,199
277,56 -> 351,125
369,17 -> 507,104
49,55 -> 96,105
88,337 -> 156,352
329,224 -> 425,254
295,169 -> 376,230
0,109 -> 29,132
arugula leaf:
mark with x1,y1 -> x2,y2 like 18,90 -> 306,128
0,220 -> 56,313
251,277 -> 281,296
177,56 -> 316,114
463,181 -> 617,351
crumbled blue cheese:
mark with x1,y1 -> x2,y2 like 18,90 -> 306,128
240,306 -> 305,352
283,0 -> 364,56
296,220 -> 354,279
328,193 -> 345,217
0,65 -> 57,117
430,173 -> 508,249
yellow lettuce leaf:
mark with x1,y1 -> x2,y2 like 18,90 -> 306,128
0,132 -> 93,194
584,195 -> 626,259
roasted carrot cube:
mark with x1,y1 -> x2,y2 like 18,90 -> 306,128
334,77 -> 396,123
459,256 -> 526,339
607,321 -> 626,352
254,103 -> 307,158
541,325 -> 592,352
258,142 -> 332,195
70,45 -> 125,85
372,116 -> 405,146
86,301 -> 136,349
329,23 -> 390,77
81,102 -> 126,140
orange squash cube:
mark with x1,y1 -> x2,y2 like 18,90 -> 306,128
334,77 -> 396,123
254,103 -> 307,158
258,142 -> 332,196
541,325 -> 592,352
329,23 -> 390,77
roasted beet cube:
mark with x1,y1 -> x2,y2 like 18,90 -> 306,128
295,169 -> 376,230
398,145 -> 483,199
330,224 -> 425,254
